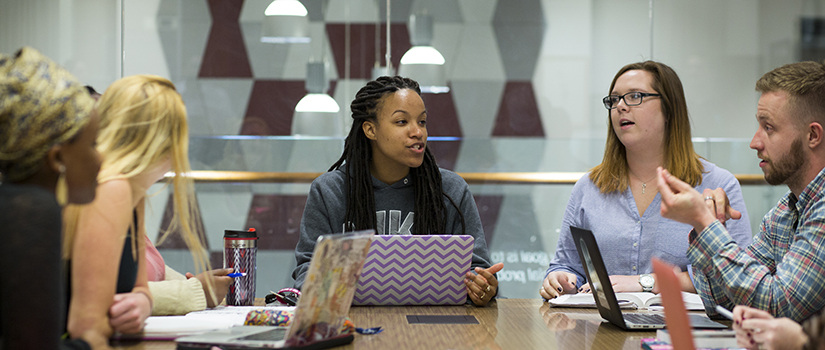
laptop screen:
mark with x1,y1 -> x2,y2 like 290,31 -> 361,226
285,230 -> 374,346
578,236 -> 612,311
570,226 -> 634,328
175,230 -> 374,350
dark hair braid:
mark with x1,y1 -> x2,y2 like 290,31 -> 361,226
329,76 -> 465,234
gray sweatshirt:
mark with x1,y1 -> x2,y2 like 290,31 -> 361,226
292,167 -> 493,289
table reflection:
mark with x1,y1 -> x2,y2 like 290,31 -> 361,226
538,301 -> 654,350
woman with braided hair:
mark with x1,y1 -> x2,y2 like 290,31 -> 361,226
292,76 -> 503,306
0,47 -> 102,349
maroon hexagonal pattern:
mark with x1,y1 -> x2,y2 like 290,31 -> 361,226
474,195 -> 504,246
492,81 -> 544,137
243,194 -> 308,250
240,80 -> 338,135
428,141 -> 461,171
154,1 -> 548,260
154,193 -> 209,250
199,0 -> 253,78
421,91 -> 462,137
240,80 -> 305,135
326,23 -> 411,80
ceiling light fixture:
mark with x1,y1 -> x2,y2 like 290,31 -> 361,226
398,13 -> 448,93
292,61 -> 341,136
261,0 -> 311,44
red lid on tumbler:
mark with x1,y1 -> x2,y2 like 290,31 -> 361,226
224,228 -> 258,240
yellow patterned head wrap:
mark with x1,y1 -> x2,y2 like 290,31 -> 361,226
0,47 -> 95,182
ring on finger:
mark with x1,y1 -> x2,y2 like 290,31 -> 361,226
704,196 -> 714,201
485,285 -> 491,293
480,292 -> 486,300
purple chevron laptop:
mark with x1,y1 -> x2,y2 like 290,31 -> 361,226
353,234 -> 474,305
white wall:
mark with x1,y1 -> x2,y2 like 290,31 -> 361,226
1,0 -> 810,298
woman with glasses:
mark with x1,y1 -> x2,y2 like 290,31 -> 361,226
540,61 -> 752,299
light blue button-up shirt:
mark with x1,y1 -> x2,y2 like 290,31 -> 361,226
547,159 -> 752,288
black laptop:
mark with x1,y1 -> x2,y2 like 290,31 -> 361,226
569,226 -> 727,330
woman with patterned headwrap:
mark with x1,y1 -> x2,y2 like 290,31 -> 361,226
62,74 -> 213,344
0,47 -> 103,349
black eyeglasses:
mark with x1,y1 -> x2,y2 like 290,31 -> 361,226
602,92 -> 661,110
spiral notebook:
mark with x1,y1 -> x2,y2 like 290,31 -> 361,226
176,230 -> 374,349
353,234 -> 474,305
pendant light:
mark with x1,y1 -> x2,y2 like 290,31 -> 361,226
398,13 -> 448,93
261,0 -> 310,44
292,61 -> 341,136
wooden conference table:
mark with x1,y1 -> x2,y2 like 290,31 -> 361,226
111,298 -> 701,350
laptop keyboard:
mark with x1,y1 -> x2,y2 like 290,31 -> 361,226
623,313 -> 666,325
236,328 -> 288,341
624,313 -> 725,328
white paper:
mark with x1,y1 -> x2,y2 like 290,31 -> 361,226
140,306 -> 296,338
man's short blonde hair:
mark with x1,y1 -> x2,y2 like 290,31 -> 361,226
756,60 -> 825,128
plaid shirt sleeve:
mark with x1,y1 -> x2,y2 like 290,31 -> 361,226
687,197 -> 825,322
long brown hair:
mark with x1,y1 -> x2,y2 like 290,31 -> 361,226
590,61 -> 703,193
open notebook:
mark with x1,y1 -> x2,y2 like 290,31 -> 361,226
548,291 -> 705,310
176,230 -> 374,349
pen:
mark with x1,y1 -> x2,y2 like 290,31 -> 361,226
715,305 -> 734,320
227,272 -> 247,278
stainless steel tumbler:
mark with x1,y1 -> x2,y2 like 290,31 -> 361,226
224,228 -> 257,306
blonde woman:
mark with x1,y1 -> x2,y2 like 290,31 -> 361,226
63,75 -> 211,343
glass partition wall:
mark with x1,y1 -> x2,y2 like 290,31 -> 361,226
2,0 -> 818,298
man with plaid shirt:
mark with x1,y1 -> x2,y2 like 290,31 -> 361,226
656,60 -> 825,322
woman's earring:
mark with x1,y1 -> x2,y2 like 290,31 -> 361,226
56,164 -> 68,206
